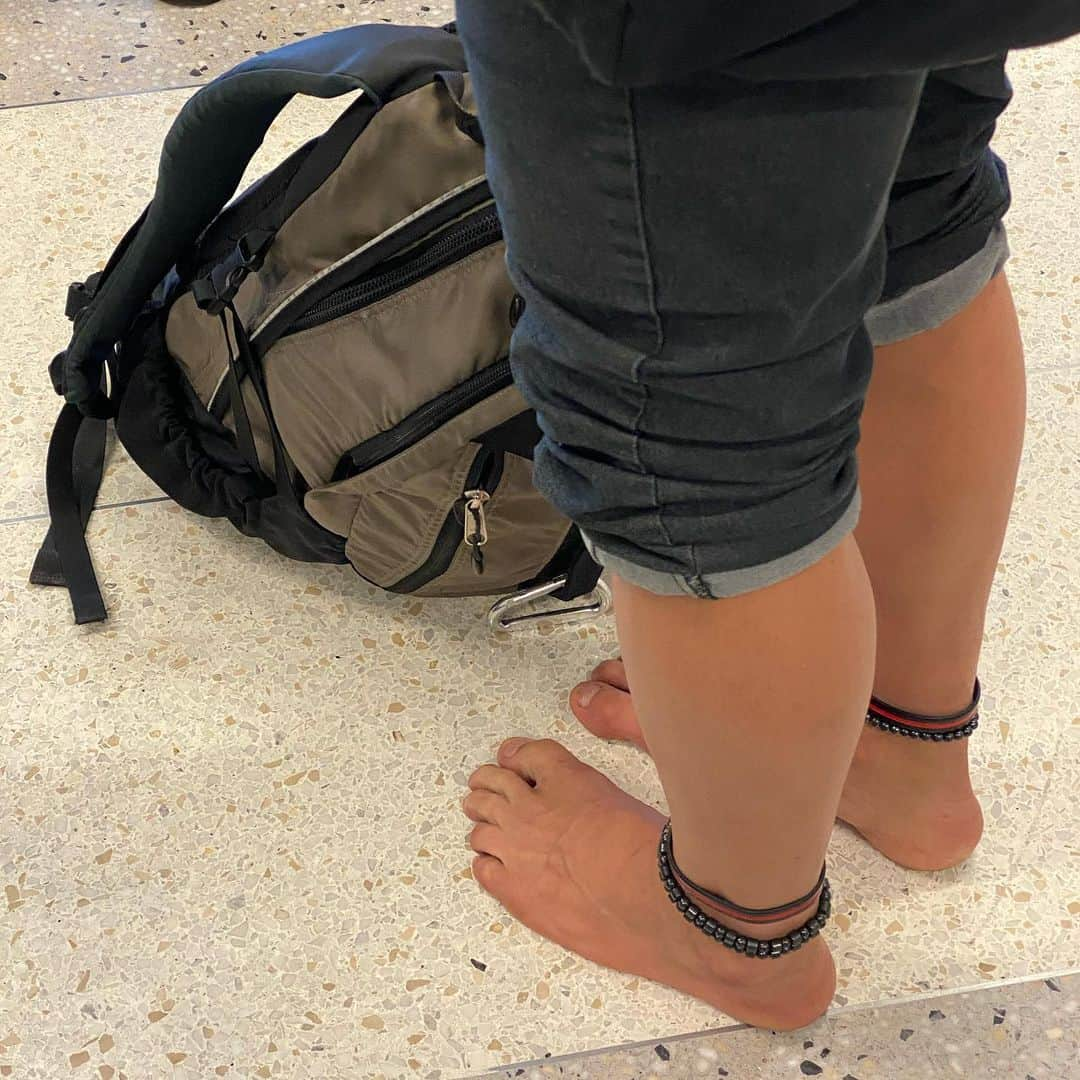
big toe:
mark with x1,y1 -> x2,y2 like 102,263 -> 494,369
590,658 -> 629,691
570,681 -> 647,750
497,737 -> 581,784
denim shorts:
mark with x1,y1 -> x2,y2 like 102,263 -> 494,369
456,2 -> 1015,599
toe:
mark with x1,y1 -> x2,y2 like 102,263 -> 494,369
571,681 -> 632,724
497,737 -> 579,783
497,737 -> 531,763
570,681 -> 645,748
468,763 -> 533,801
461,790 -> 506,825
590,658 -> 629,690
471,854 -> 507,894
469,823 -> 505,858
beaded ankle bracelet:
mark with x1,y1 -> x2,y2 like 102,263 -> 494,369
658,822 -> 831,958
866,679 -> 981,740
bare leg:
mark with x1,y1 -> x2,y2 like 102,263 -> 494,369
608,541 -> 875,908
570,273 -> 1026,870
839,270 -> 1025,866
465,538 -> 873,1029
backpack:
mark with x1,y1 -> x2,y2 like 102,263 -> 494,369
32,22 -> 607,632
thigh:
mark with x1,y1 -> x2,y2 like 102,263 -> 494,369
457,0 -> 926,595
882,58 -> 1013,300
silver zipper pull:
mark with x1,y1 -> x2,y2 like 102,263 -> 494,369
463,489 -> 490,575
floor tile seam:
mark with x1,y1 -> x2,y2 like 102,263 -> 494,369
482,966 -> 1080,1077
0,83 -> 203,113
0,495 -> 171,528
1,357 -> 1076,529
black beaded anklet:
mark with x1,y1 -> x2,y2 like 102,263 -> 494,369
657,822 -> 831,959
866,679 -> 981,741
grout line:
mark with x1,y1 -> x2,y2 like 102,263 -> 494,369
824,965 -> 1080,1017
0,511 -> 52,527
0,494 -> 170,528
1030,359 -> 1080,374
483,966 -> 1080,1076
478,1020 -> 749,1077
0,356 -> 1073,528
0,82 -> 203,112
1028,358 -> 1080,375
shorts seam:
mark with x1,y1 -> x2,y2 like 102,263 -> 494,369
624,87 -> 698,578
685,575 -> 712,599
621,89 -> 651,481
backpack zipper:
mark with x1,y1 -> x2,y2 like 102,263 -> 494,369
285,204 -> 501,336
462,488 -> 490,575
387,448 -> 505,593
332,357 -> 513,481
207,184 -> 497,418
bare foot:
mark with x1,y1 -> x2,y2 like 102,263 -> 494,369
570,661 -> 983,872
835,727 -> 985,871
463,737 -> 835,1030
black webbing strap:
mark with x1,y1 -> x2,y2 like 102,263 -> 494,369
224,302 -> 298,501
479,411 -> 603,602
434,70 -> 483,145
480,410 -> 542,460
551,539 -> 603,602
220,312 -> 265,479
269,96 -> 380,233
29,401 -> 109,624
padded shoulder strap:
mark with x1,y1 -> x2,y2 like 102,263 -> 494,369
57,22 -> 466,412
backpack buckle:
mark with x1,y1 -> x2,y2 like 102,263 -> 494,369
65,272 -> 104,322
488,575 -> 612,633
193,229 -> 276,316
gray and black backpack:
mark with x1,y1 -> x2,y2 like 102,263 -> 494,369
33,22 -> 607,631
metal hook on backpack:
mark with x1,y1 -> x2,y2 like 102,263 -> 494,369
488,575 -> 612,633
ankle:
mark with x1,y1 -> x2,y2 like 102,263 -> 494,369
853,722 -> 974,782
659,824 -> 831,959
868,669 -> 980,712
871,658 -> 980,717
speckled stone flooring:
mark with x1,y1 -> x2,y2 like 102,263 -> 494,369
1,7 -> 1079,1080
486,972 -> 1080,1079
0,1 -> 454,109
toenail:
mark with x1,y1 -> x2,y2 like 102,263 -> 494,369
501,738 -> 526,759
574,683 -> 603,709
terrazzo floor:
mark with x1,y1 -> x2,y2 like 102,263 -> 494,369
0,1 -> 454,109
489,973 -> 1080,1079
1,5 -> 1078,1079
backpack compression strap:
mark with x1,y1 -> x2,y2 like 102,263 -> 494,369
35,23 -> 469,624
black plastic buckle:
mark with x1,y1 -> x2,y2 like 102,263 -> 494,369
236,229 -> 275,271
192,230 -> 275,317
193,264 -> 247,317
65,271 -> 103,323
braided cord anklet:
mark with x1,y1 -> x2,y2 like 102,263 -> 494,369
866,678 -> 981,740
657,822 -> 831,958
